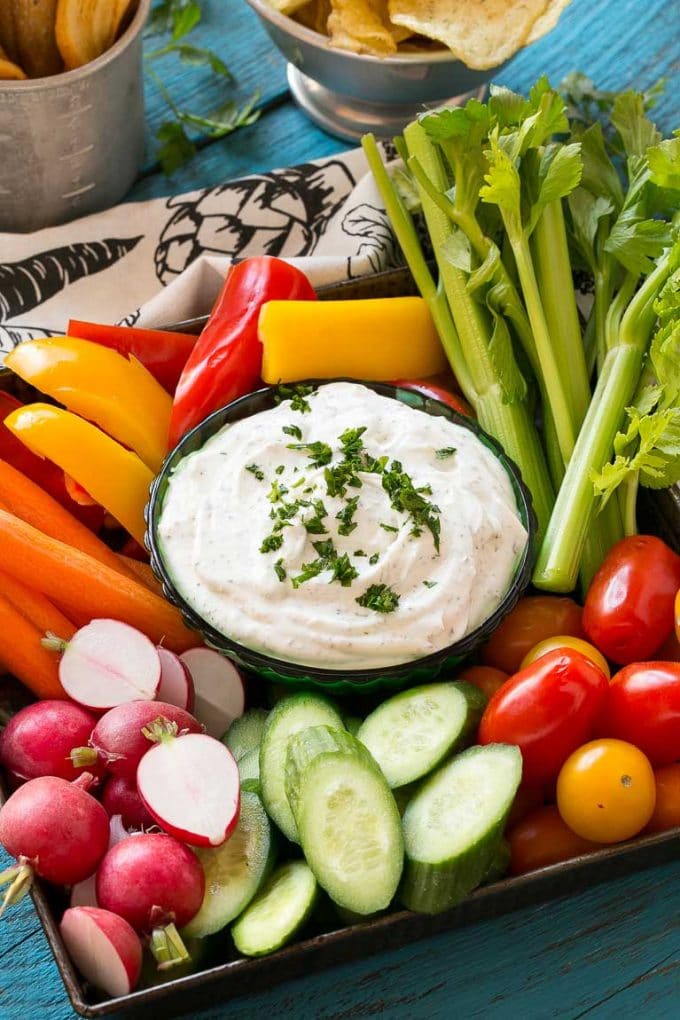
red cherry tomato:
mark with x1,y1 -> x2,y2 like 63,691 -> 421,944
583,535 -> 680,665
481,596 -> 584,675
478,648 -> 609,786
598,661 -> 680,766
390,378 -> 473,418
508,805 -> 599,875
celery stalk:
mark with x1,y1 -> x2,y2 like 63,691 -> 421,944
402,122 -> 554,539
534,248 -> 677,591
361,134 -> 477,405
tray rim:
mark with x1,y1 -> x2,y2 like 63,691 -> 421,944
2,263 -> 680,1017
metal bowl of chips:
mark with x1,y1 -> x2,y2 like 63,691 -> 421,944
245,0 -> 569,140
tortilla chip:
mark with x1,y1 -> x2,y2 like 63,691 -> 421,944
293,0 -> 332,34
0,44 -> 26,80
269,0 -> 315,14
10,0 -> 63,78
55,0 -> 133,70
388,0 -> 552,69
328,0 -> 397,56
526,0 -> 572,43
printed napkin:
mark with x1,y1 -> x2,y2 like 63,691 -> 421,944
0,146 -> 403,362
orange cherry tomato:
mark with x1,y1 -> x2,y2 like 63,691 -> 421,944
556,739 -> 656,843
508,805 -> 599,875
520,635 -> 610,679
481,596 -> 584,674
457,665 -> 508,701
644,764 -> 680,834
506,785 -> 545,829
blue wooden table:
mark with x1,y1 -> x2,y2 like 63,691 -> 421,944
1,1 -> 679,1016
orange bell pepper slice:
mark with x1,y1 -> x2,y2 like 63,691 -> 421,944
6,336 -> 172,474
4,404 -> 153,546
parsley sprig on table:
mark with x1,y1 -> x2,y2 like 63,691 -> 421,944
145,0 -> 260,175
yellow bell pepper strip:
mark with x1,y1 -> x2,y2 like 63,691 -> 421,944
258,297 -> 448,384
5,337 -> 172,474
4,404 -> 153,547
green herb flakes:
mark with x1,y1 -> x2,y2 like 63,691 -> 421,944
336,495 -> 360,536
356,584 -> 400,614
435,447 -> 456,460
282,424 -> 303,440
246,463 -> 264,481
274,559 -> 287,582
260,533 -> 283,554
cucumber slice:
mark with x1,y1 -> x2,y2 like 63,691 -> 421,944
231,860 -> 317,957
223,708 -> 269,761
259,693 -> 345,842
238,745 -> 260,786
483,838 -> 510,885
401,743 -> 522,914
287,725 -> 404,915
182,791 -> 275,938
357,682 -> 485,789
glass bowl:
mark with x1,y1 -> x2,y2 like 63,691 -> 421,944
146,381 -> 537,696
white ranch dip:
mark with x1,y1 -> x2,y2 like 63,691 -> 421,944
158,382 -> 527,669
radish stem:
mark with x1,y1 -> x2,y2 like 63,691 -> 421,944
150,922 -> 191,970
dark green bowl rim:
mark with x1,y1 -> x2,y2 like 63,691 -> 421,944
146,380 -> 537,686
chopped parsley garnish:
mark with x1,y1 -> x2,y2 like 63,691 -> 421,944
354,549 -> 366,557
356,584 -> 400,614
423,580 -> 438,588
330,553 -> 359,587
381,459 -> 441,552
275,464 -> 285,475
311,539 -> 335,559
287,440 -> 333,468
246,463 -> 264,481
336,495 -> 360,536
290,557 -> 326,589
369,552 -> 380,565
339,426 -> 367,459
267,479 -> 288,503
303,499 -> 328,535
275,383 -> 315,413
324,461 -> 361,498
274,559 -> 287,581
291,475 -> 307,489
260,533 -> 283,554
435,447 -> 456,460
380,522 -> 399,533
282,423 -> 302,440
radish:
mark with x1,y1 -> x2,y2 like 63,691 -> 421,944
156,648 -> 194,712
101,776 -> 154,830
0,701 -> 99,782
0,774 -> 109,913
70,814 -> 134,909
96,833 -> 204,969
60,907 -> 143,997
137,722 -> 240,847
71,700 -> 202,780
44,619 -> 161,711
179,648 -> 245,738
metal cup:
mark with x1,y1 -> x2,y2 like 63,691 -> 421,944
0,0 -> 151,233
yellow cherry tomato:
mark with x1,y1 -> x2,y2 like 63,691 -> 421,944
557,739 -> 655,843
520,635 -> 610,679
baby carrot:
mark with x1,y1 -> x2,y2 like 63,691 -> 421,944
0,592 -> 66,700
0,458 -> 139,582
0,569 -> 77,641
0,508 -> 197,653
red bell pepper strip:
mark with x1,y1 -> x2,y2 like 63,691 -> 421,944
0,391 -> 104,531
390,377 -> 475,418
167,256 -> 317,450
68,320 -> 197,394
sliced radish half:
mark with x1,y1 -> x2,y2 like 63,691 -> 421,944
137,728 -> 240,847
179,648 -> 245,738
60,907 -> 142,998
156,648 -> 195,713
48,620 -> 161,711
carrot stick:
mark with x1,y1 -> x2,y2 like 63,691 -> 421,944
0,569 -> 77,641
117,555 -> 164,596
0,458 -> 139,581
0,508 -> 197,653
0,592 -> 66,699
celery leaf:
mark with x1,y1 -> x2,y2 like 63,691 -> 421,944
486,306 -> 528,405
604,204 -> 672,275
611,92 -> 661,157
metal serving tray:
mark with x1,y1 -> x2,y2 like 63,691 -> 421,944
1,266 -> 679,1019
